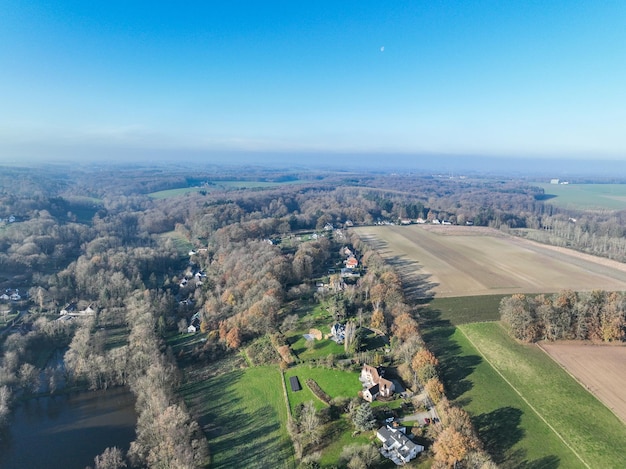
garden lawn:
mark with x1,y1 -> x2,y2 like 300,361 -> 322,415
284,366 -> 360,413
289,334 -> 344,360
460,322 -> 626,469
180,366 -> 295,469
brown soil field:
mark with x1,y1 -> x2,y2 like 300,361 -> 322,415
353,225 -> 626,298
539,342 -> 626,423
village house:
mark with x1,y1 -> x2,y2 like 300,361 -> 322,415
345,256 -> 358,269
360,364 -> 395,402
330,323 -> 346,344
377,425 -> 424,465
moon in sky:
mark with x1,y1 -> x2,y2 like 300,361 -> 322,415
380,46 -> 385,52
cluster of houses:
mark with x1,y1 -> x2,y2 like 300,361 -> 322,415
0,289 -> 22,302
0,215 -> 16,224
360,364 -> 425,464
340,247 -> 360,279
179,269 -> 206,288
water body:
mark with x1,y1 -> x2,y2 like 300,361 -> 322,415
0,387 -> 136,469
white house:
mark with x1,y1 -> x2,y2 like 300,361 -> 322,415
377,425 -> 424,464
361,364 -> 394,402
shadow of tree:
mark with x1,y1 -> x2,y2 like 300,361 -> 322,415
501,449 -> 560,469
473,407 -> 524,463
420,308 -> 482,400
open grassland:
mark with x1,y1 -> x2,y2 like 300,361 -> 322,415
540,342 -> 626,424
460,322 -> 626,469
148,187 -> 207,199
535,183 -> 626,211
424,324 -> 583,468
354,225 -> 626,298
212,180 -> 304,189
420,295 -> 507,325
158,230 -> 194,256
284,366 -> 360,413
180,366 -> 295,469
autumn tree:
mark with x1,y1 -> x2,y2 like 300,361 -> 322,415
425,378 -> 445,404
94,447 -> 126,469
433,427 -> 477,467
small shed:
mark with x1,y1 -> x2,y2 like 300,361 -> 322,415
289,376 -> 302,392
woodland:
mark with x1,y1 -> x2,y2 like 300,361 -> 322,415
1,162 -> 626,468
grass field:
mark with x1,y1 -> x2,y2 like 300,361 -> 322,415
148,187 -> 207,199
534,183 -> 626,211
459,322 -> 626,469
158,230 -> 194,256
180,366 -> 296,469
420,295 -> 507,325
354,225 -> 626,297
284,366 -> 360,413
425,323 -> 582,468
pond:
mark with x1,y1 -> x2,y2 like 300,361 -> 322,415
0,387 -> 136,469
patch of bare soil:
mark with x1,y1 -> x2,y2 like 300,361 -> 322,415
353,225 -> 626,298
539,342 -> 626,423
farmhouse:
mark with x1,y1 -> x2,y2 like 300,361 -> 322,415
377,425 -> 424,464
360,364 -> 394,402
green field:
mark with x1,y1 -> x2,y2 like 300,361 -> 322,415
455,322 -> 626,468
420,295 -> 507,325
284,366 -> 360,413
159,230 -> 194,256
148,187 -> 206,199
180,366 -> 295,469
213,180 -> 303,189
535,183 -> 626,210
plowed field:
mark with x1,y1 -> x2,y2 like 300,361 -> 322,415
354,225 -> 626,298
539,342 -> 626,424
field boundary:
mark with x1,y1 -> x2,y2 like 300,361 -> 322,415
458,326 -> 591,469
536,343 -> 626,425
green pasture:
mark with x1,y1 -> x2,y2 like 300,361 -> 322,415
458,322 -> 626,468
148,187 -> 207,199
534,183 -> 626,210
420,295 -> 506,325
180,366 -> 295,469
158,230 -> 194,256
213,180 -> 304,189
426,324 -> 582,467
284,366 -> 360,413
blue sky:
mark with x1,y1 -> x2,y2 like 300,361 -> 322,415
1,1 -> 625,162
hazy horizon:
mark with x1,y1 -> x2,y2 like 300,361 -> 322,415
2,2 -> 625,162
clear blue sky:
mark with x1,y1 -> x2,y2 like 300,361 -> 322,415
1,1 -> 625,162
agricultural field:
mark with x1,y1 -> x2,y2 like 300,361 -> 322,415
424,324 -> 584,468
460,323 -> 626,468
180,366 -> 296,469
540,342 -> 626,423
534,183 -> 626,211
354,225 -> 626,298
148,187 -> 207,199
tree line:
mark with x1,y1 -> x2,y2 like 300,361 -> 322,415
500,290 -> 626,343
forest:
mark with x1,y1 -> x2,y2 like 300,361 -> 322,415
1,162 -> 626,468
